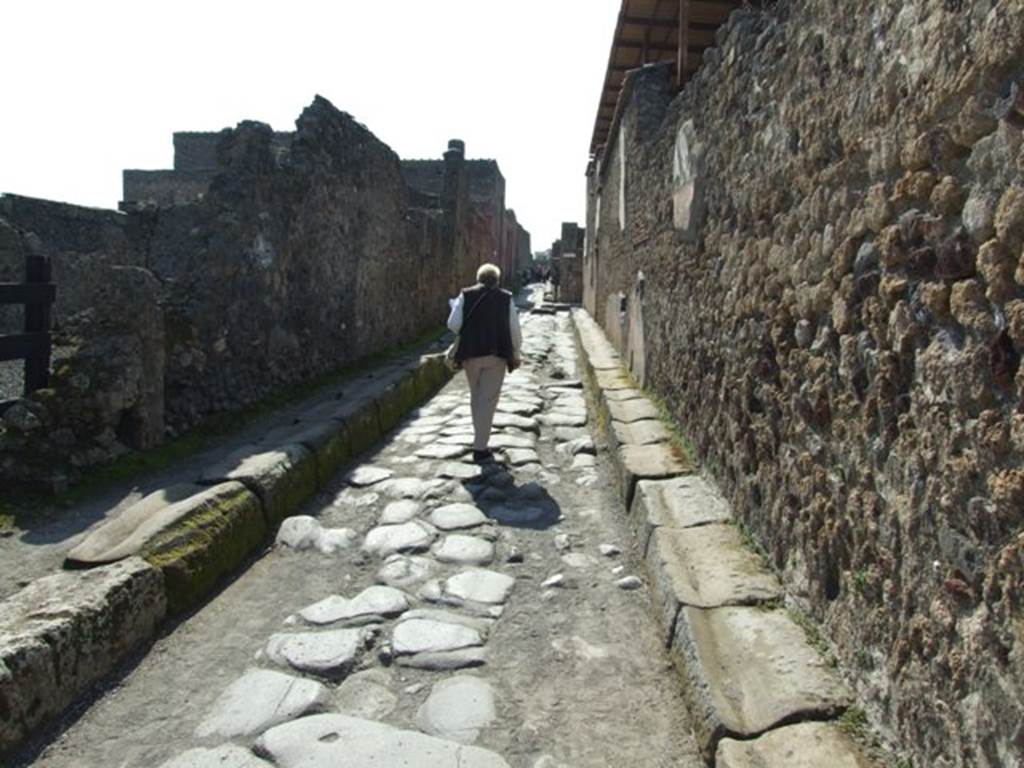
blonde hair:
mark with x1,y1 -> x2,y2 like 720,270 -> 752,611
477,263 -> 501,287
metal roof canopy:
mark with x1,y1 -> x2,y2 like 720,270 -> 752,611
590,0 -> 749,159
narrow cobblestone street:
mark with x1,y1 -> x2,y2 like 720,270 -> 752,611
24,298 -> 702,768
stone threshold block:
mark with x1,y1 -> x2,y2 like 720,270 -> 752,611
716,721 -> 879,768
254,713 -> 510,767
611,418 -> 672,449
645,524 -> 783,641
0,558 -> 166,755
629,476 -> 732,554
199,443 -> 317,527
607,398 -> 661,424
617,443 -> 691,508
672,605 -> 853,759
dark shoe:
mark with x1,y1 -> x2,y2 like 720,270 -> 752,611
472,449 -> 494,463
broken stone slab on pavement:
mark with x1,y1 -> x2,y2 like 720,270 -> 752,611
716,721 -> 878,768
629,475 -> 732,552
0,557 -> 166,754
254,713 -> 510,767
416,675 -> 497,744
646,524 -> 783,636
300,585 -> 409,625
671,605 -> 853,757
198,443 -> 317,526
195,668 -> 330,739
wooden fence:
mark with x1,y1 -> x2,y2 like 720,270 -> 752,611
0,254 -> 54,415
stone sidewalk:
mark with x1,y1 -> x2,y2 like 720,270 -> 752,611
14,303 -> 701,767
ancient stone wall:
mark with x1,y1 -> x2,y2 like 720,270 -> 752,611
586,2 -> 1024,766
0,96 -> 483,489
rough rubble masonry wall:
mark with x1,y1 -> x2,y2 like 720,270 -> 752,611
0,96 -> 466,486
585,2 -> 1024,766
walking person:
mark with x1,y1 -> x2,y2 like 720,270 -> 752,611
447,263 -> 523,463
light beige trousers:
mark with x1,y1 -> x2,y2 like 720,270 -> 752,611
463,355 -> 507,451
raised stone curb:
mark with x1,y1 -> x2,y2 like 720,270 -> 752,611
0,557 -> 166,755
716,721 -> 876,768
570,307 -> 876,768
0,352 -> 452,758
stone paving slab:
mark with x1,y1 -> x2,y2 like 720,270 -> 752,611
159,745 -> 272,768
434,535 -> 495,566
195,668 -> 329,739
362,521 -> 436,557
416,675 -> 496,744
607,398 -> 661,424
0,557 -> 166,754
610,418 -> 671,448
592,368 -> 634,390
603,387 -> 644,402
65,481 -> 220,565
395,647 -> 488,670
672,605 -> 853,756
299,586 -> 409,625
617,443 -> 691,506
264,629 -> 363,678
276,515 -> 356,554
254,713 -> 510,767
646,524 -> 783,636
630,476 -> 733,553
392,618 -> 483,655
199,443 -> 317,526
716,721 -> 878,768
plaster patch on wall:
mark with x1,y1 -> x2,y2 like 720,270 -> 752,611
672,119 -> 706,239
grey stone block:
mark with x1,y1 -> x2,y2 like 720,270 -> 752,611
617,443 -> 690,507
629,476 -> 732,552
593,368 -> 633,390
611,418 -> 671,448
645,524 -> 783,640
0,558 -> 166,754
716,721 -> 878,767
672,606 -> 853,758
199,443 -> 317,526
607,398 -> 661,423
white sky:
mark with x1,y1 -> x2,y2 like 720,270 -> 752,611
1,0 -> 621,250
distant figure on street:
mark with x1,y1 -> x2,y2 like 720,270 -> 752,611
447,263 -> 523,463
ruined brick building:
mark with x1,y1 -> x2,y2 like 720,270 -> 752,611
584,1 -> 1024,766
0,96 -> 530,490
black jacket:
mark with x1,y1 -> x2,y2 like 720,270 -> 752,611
455,285 -> 514,363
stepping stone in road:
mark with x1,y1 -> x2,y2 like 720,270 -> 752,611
417,443 -> 471,460
333,668 -> 398,721
378,477 -> 450,500
504,448 -> 540,466
416,675 -> 496,744
264,629 -> 365,679
396,646 -> 488,671
488,434 -> 536,450
392,618 -> 483,655
434,535 -> 495,566
437,462 -> 484,480
430,503 -> 489,530
345,465 -> 394,487
362,521 -> 436,557
380,500 -> 422,525
254,713 -> 510,768
276,516 -> 357,555
159,745 -> 272,768
377,554 -> 435,588
444,569 -> 515,605
195,668 -> 329,738
300,585 -> 409,625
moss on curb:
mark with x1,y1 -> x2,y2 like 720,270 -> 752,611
142,483 -> 266,616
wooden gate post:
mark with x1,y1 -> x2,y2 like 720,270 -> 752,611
23,253 -> 52,395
